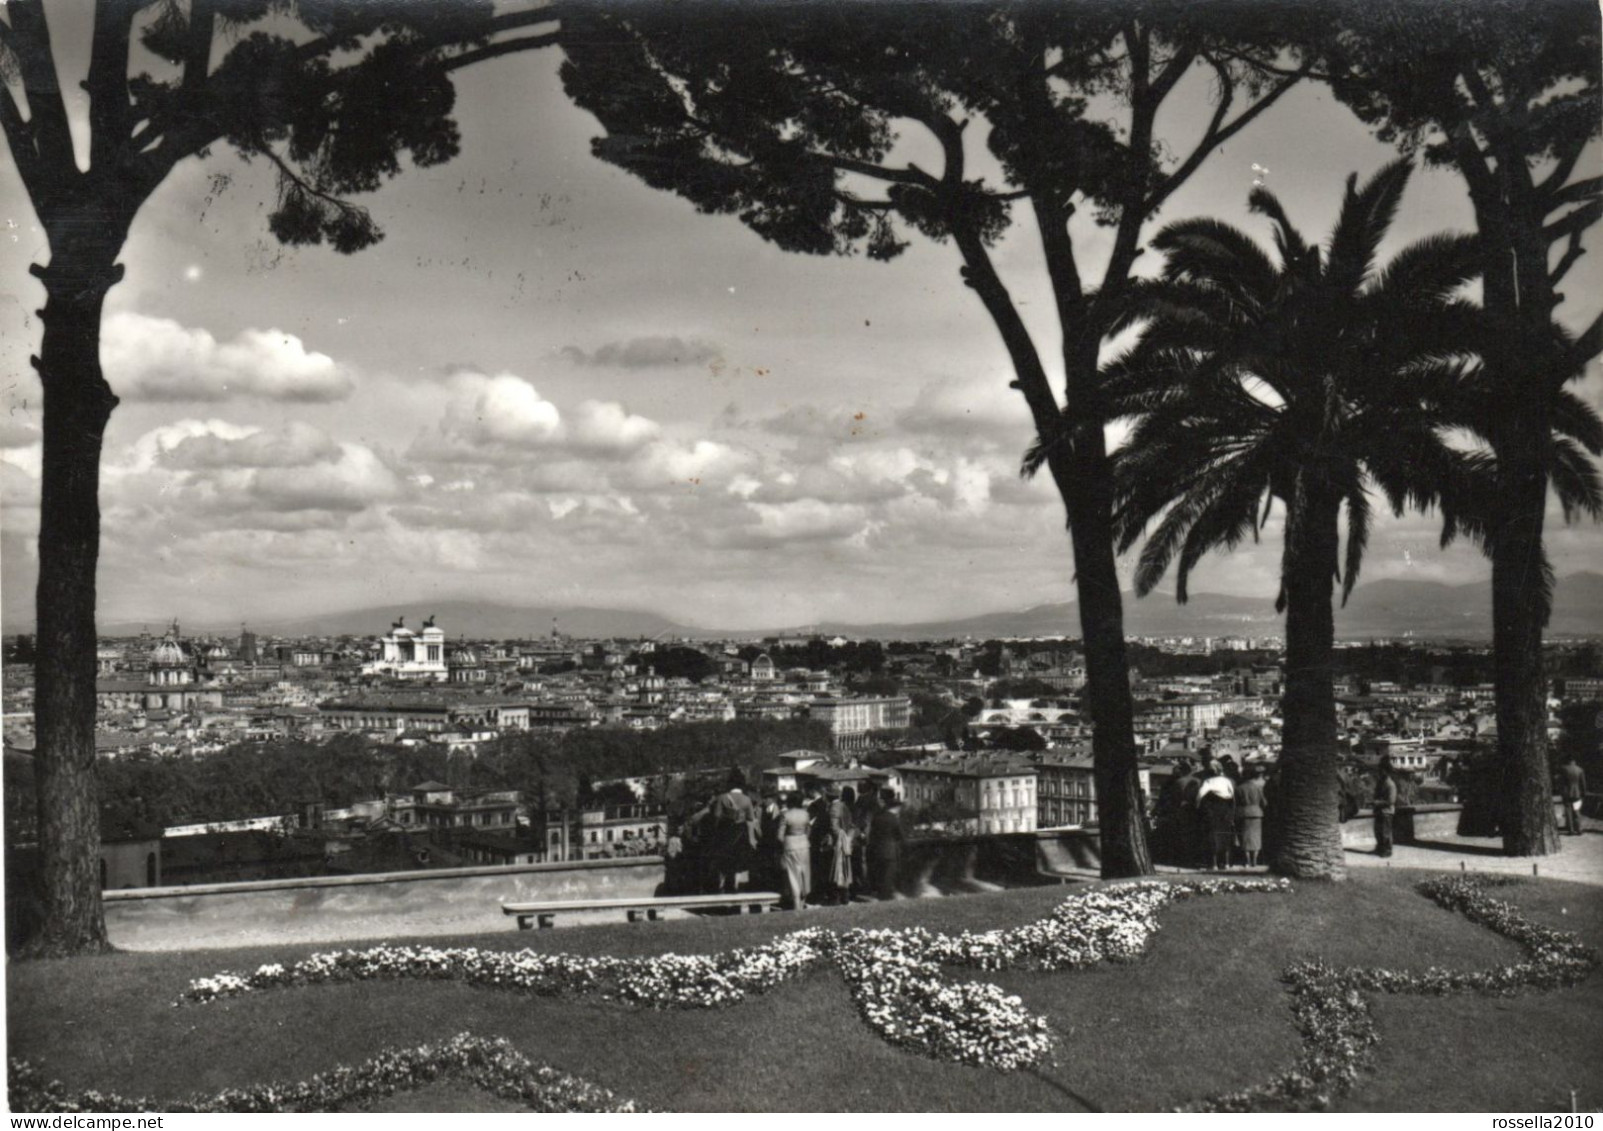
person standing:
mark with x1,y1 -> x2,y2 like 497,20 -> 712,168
777,792 -> 813,911
804,784 -> 829,904
709,769 -> 756,894
1235,763 -> 1268,869
1195,761 -> 1237,870
1155,758 -> 1193,865
1180,758 -> 1207,867
1373,757 -> 1398,858
823,786 -> 855,905
868,789 -> 905,900
851,783 -> 881,898
755,791 -> 785,891
1559,754 -> 1588,835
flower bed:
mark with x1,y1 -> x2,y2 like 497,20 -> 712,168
179,877 -> 1289,1071
9,1033 -> 643,1114
1189,875 -> 1600,1113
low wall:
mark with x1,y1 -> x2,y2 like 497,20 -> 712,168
1339,801 -> 1573,849
897,829 -> 1101,894
103,857 -> 665,952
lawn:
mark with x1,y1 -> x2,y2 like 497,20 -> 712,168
7,869 -> 1600,1112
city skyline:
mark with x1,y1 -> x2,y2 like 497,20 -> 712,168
2,8 -> 1601,632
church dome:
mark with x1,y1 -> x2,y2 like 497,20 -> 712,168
205,643 -> 230,660
150,638 -> 186,667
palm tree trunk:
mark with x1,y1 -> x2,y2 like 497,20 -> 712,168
24,248 -> 125,956
1271,487 -> 1346,880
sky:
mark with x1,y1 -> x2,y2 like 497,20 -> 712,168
2,3 -> 1600,634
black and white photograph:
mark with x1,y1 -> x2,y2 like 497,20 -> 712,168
1,0 -> 1600,1114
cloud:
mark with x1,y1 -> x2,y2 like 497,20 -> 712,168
0,419 -> 40,449
111,420 -> 404,521
895,377 -> 1034,443
562,335 -> 723,369
248,444 -> 405,513
160,421 -> 343,470
567,399 -> 662,453
449,371 -> 564,446
103,312 -> 354,403
1,458 -> 38,509
419,370 -> 667,464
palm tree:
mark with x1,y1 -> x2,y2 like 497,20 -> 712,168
1098,159 -> 1488,879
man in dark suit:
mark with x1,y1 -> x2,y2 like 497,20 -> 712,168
1559,754 -> 1588,835
869,789 -> 905,900
709,769 -> 756,893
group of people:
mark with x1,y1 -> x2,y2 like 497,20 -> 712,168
664,770 -> 907,908
1156,755 -> 1270,870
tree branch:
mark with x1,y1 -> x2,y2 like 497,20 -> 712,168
85,0 -> 140,174
1148,63 -> 1307,213
1544,198 -> 1603,246
0,83 -> 42,200
824,154 -> 938,189
1567,309 -> 1602,371
1536,132 -> 1588,202
1209,46 -> 1337,83
440,31 -> 563,73
1550,228 -> 1586,287
4,1 -> 76,178
1546,176 -> 1602,213
953,223 -> 1061,437
183,0 -> 215,93
1147,44 -> 1193,107
291,2 -> 569,67
257,144 -> 364,218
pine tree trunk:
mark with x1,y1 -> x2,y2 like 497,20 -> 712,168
22,250 -> 124,957
1491,448 -> 1560,857
1056,416 -> 1152,879
1271,488 -> 1346,880
1469,195 -> 1561,859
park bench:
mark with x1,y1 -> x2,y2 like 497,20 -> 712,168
502,891 -> 784,930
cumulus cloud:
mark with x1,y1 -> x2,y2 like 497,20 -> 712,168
111,420 -> 404,522
562,335 -> 723,369
249,444 -> 405,513
420,370 -> 666,464
452,371 -> 564,445
568,399 -> 662,453
103,312 -> 354,403
161,421 -> 343,470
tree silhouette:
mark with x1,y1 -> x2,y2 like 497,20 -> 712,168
1105,161 -> 1596,877
1291,0 -> 1602,856
1,0 -> 565,955
556,1 -> 1307,878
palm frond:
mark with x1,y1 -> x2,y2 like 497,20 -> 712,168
1550,436 -> 1603,524
1340,482 -> 1372,606
1246,186 -> 1311,269
1552,388 -> 1603,455
1326,157 -> 1413,296
1367,231 -> 1481,308
1150,217 -> 1278,302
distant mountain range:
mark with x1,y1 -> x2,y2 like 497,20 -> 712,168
78,571 -> 1603,642
94,601 -> 688,642
799,572 -> 1603,641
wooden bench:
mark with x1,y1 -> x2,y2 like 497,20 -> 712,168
502,892 -> 784,930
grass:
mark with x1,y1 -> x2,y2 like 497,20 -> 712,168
7,870 -> 1600,1112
